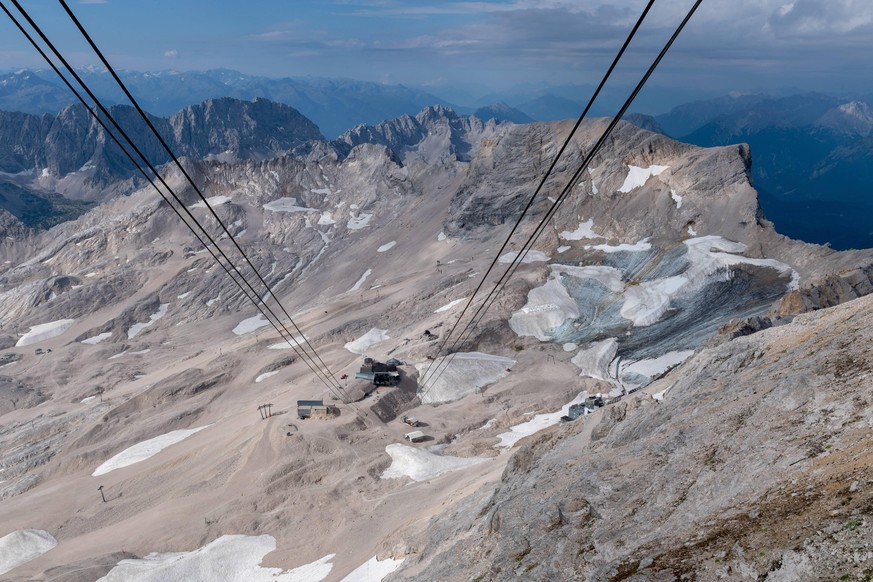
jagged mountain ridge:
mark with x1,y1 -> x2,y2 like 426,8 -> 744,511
0,96 -> 322,181
0,96 -> 324,229
1,108 -> 873,580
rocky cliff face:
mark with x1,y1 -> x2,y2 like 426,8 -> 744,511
391,292 -> 873,581
0,97 -> 323,200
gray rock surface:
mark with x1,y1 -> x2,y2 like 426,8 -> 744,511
390,294 -> 873,581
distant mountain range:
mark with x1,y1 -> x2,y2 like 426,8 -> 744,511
0,68 -> 453,139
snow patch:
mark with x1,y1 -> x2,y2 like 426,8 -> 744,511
585,238 -> 652,253
0,529 -> 57,576
345,328 -> 389,355
671,190 -> 683,208
347,213 -> 373,230
498,250 -> 550,264
496,392 -> 589,449
377,241 -> 396,253
16,319 -> 75,347
416,352 -> 515,404
348,269 -> 372,293
556,245 -> 571,253
263,197 -> 316,213
571,339 -> 618,381
81,332 -> 112,345
127,304 -> 169,339
233,314 -> 270,335
93,426 -> 210,476
317,211 -> 336,226
381,444 -> 487,482
255,371 -> 279,383
437,232 -> 447,241
559,219 -> 602,240
340,555 -> 404,582
618,164 -> 669,193
190,195 -> 231,209
97,536 -> 333,582
435,298 -> 467,313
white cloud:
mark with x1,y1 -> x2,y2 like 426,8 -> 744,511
164,49 -> 178,58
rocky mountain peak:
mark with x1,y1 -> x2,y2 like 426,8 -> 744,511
815,100 -> 873,135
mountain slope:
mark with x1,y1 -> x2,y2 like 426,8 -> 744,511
0,114 -> 872,581
391,291 -> 873,581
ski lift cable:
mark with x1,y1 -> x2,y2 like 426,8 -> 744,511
55,0 -> 347,397
421,0 -> 704,396
2,0 -> 360,411
418,0 -> 657,393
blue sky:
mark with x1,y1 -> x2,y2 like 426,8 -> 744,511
1,0 -> 872,101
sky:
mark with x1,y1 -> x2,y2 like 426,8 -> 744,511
1,0 -> 872,105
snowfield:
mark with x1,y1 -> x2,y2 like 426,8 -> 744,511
509,265 -> 623,341
618,164 -> 669,193
0,529 -> 57,576
81,332 -> 112,345
267,335 -> 307,350
190,195 -> 231,209
559,218 -> 602,240
416,352 -> 515,404
585,238 -> 652,253
263,197 -> 317,213
344,328 -> 390,355
15,319 -> 75,346
347,213 -> 373,230
381,444 -> 487,482
317,211 -> 336,225
97,535 -> 334,582
571,339 -> 619,381
340,556 -> 404,582
92,426 -> 210,476
233,314 -> 270,335
495,391 -> 589,449
497,250 -> 550,264
377,241 -> 396,253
